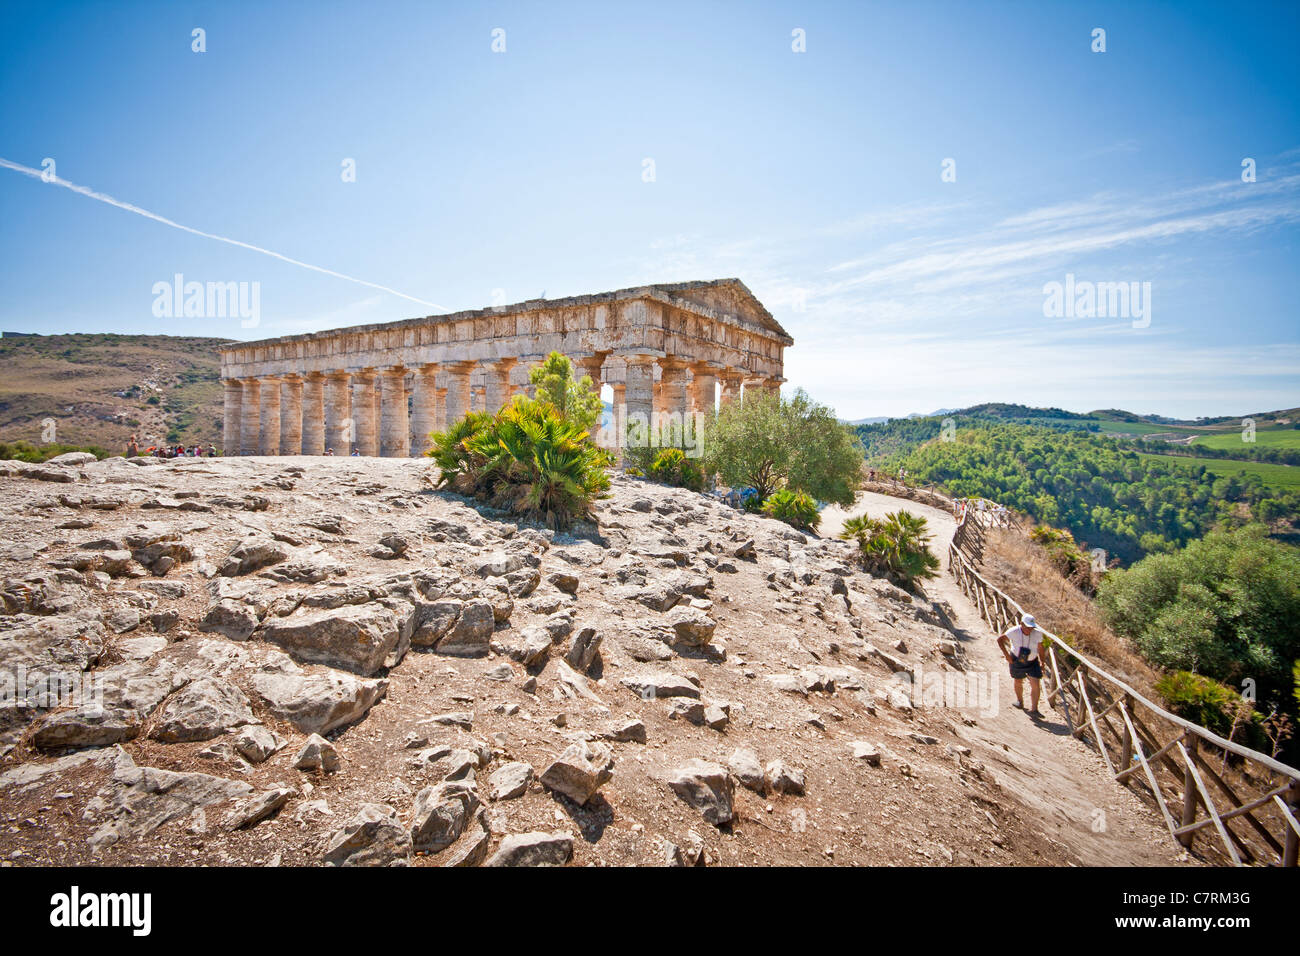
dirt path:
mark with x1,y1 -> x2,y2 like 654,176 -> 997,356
822,492 -> 1188,866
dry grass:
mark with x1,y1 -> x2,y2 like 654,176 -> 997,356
979,527 -> 1161,698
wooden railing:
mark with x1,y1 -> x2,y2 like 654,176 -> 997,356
860,477 -> 955,513
954,496 -> 1022,531
947,507 -> 1300,867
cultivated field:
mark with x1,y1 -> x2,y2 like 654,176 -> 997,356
1138,452 -> 1300,491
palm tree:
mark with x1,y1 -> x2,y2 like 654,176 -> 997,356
838,509 -> 939,590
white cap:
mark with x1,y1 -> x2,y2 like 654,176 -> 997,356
1021,614 -> 1037,629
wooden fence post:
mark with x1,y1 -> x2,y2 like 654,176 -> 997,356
1179,735 -> 1199,850
1285,781 -> 1300,867
1119,693 -> 1133,779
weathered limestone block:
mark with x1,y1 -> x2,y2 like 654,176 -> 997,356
258,605 -> 406,675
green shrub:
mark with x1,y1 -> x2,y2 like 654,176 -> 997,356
648,448 -> 705,492
529,351 -> 603,434
425,411 -> 494,488
426,397 -> 610,530
762,488 -> 820,532
839,509 -> 940,591
1041,631 -> 1076,660
1030,524 -> 1100,594
623,417 -> 702,477
1097,525 -> 1300,709
0,441 -> 109,463
703,388 -> 861,506
1154,671 -> 1263,746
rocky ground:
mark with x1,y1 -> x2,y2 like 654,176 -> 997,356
0,453 -> 1138,867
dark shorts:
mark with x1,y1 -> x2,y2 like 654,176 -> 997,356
1010,659 -> 1042,681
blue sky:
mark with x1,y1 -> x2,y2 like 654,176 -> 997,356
1,0 -> 1297,420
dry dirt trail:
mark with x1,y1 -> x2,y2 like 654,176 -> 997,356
821,491 -> 1189,866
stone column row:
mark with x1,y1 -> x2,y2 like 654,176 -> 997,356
221,357 -> 524,458
219,356 -> 779,457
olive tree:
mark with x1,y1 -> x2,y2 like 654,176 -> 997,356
702,388 -> 862,506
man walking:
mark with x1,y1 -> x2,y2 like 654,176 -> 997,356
998,614 -> 1046,718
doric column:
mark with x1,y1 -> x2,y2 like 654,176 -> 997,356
379,366 -> 410,458
659,361 -> 691,420
719,369 -> 745,407
442,362 -> 474,426
258,376 -> 282,456
302,374 -> 325,455
575,353 -> 607,393
239,378 -> 261,456
279,375 -> 303,455
621,352 -> 658,451
481,358 -> 517,414
690,363 -> 720,416
432,381 -> 449,434
222,380 -> 242,454
351,369 -> 379,457
409,365 -> 437,456
324,372 -> 352,455
747,376 -> 783,400
510,355 -> 542,400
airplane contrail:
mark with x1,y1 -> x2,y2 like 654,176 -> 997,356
0,157 -> 448,312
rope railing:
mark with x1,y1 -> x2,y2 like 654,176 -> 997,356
947,505 -> 1300,867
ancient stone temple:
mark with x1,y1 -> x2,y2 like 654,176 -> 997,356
218,279 -> 792,457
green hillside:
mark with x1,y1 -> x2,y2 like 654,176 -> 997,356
876,422 -> 1300,563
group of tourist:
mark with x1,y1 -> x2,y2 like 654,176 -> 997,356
126,435 -> 219,459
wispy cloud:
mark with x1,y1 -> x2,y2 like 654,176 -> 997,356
639,157 -> 1300,417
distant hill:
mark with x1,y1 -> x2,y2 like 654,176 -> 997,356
869,422 -> 1300,562
0,332 -> 233,452
845,408 -> 958,425
854,401 -> 1300,472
